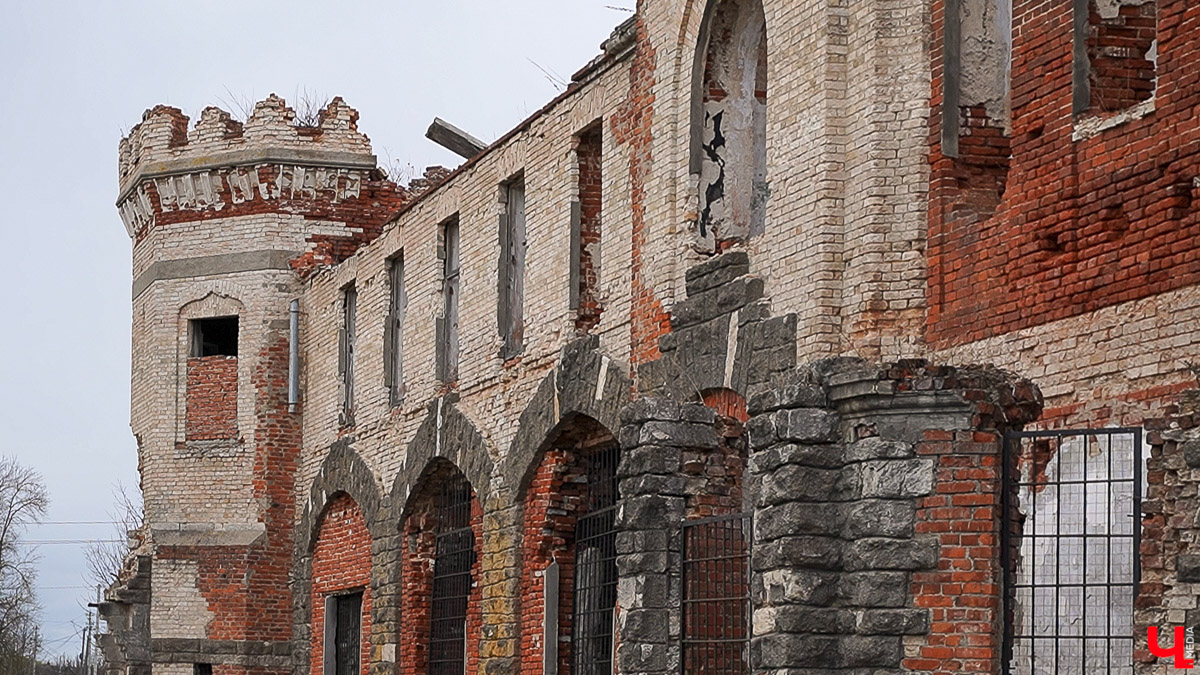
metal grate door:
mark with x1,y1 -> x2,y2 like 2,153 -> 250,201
681,513 -> 752,675
430,472 -> 475,675
573,445 -> 620,675
334,592 -> 362,675
1003,428 -> 1142,675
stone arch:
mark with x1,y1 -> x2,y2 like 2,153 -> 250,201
301,440 -> 386,548
393,456 -> 484,675
294,442 -> 387,675
500,336 -> 632,496
689,0 -> 769,247
389,396 -> 494,524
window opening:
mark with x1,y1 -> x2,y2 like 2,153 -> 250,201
190,316 -> 238,357
385,254 -> 406,403
693,0 -> 768,247
1003,428 -> 1141,675
326,592 -> 363,675
339,285 -> 357,423
430,472 -> 475,675
193,665 -> 213,675
573,126 -> 604,333
498,177 -> 527,358
438,219 -> 460,383
572,445 -> 619,675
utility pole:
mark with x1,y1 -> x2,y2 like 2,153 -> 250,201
79,612 -> 92,675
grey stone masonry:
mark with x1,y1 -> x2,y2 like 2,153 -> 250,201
743,358 -> 1042,674
640,251 -> 796,399
615,398 -> 719,675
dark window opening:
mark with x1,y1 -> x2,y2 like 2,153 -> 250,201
193,665 -> 213,675
572,444 -> 619,675
1002,429 -> 1141,675
325,591 -> 363,675
190,316 -> 238,357
430,471 -> 475,675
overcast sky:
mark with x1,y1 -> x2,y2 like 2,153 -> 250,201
0,0 -> 633,659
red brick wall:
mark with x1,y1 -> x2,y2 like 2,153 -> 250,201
186,356 -> 238,441
577,126 -> 604,334
397,471 -> 483,675
518,448 -> 589,675
613,17 -> 670,368
310,494 -> 373,675
906,429 -> 1005,674
928,0 -> 1200,347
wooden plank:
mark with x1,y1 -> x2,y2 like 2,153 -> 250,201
426,117 -> 487,160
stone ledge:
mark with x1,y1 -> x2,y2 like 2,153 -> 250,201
150,522 -> 265,547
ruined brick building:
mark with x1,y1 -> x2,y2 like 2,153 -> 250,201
97,0 -> 1200,674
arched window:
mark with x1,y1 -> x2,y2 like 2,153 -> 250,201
692,0 -> 768,248
398,465 -> 481,675
518,417 -> 620,675
430,471 -> 475,675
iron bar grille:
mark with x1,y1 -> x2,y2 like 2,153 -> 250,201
430,472 -> 474,675
682,513 -> 752,675
1002,429 -> 1142,675
573,444 -> 620,675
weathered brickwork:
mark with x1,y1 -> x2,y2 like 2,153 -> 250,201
186,357 -> 239,441
103,0 -> 1200,673
310,495 -> 372,675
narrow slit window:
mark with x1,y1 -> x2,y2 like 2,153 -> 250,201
438,218 -> 460,384
190,316 -> 238,357
338,284 -> 357,423
498,177 -> 526,359
573,126 -> 604,333
385,254 -> 406,404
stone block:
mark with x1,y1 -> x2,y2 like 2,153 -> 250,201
843,537 -> 939,571
775,409 -> 840,444
638,421 -> 720,449
756,502 -> 844,541
854,608 -> 929,635
753,535 -> 843,571
857,459 -> 935,499
838,572 -> 910,607
843,500 -> 917,539
760,568 -> 840,606
844,437 -> 915,462
684,250 -> 750,295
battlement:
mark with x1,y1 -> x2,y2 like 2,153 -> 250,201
118,94 -> 375,196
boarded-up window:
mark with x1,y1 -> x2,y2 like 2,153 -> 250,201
384,254 -> 406,404
437,218 -> 460,384
498,177 -> 526,359
338,284 -> 357,425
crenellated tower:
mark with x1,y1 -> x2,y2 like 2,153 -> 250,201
102,95 -> 405,675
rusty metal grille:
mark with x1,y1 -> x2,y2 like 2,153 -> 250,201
682,513 -> 752,675
430,472 -> 474,675
573,444 -> 620,675
1003,429 -> 1142,675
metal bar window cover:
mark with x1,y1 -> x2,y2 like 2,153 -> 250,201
682,512 -> 752,675
573,444 -> 620,675
1002,428 -> 1142,675
430,472 -> 474,675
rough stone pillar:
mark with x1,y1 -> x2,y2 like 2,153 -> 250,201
1138,398 -> 1200,672
615,398 -> 719,675
478,490 -> 523,675
743,360 -> 1042,674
